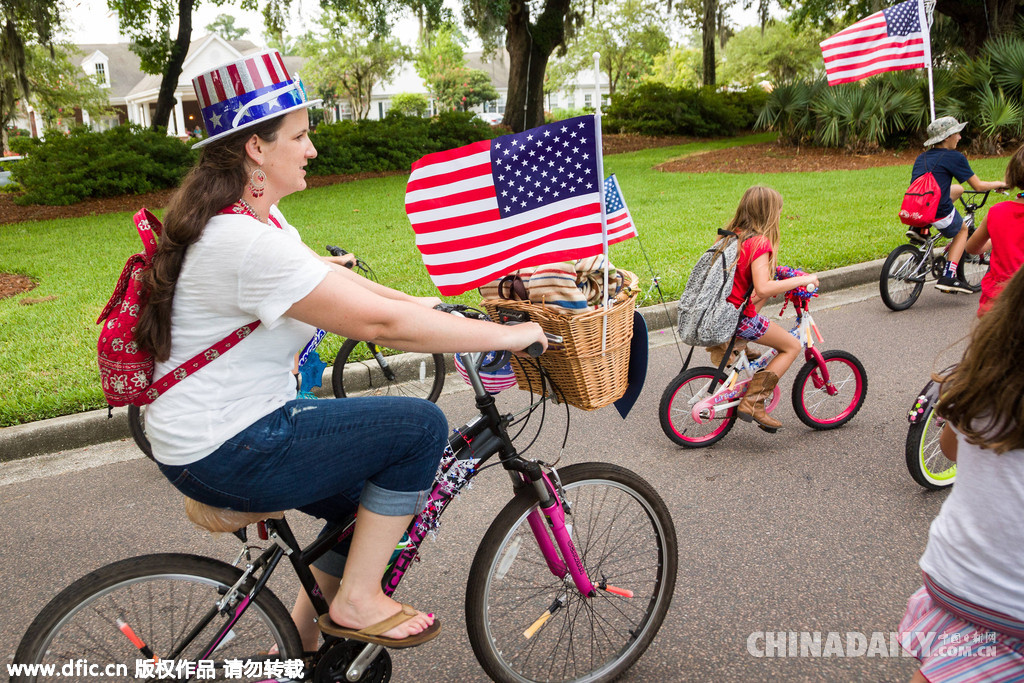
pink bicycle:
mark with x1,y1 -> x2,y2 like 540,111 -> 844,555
660,291 -> 868,448
14,305 -> 678,683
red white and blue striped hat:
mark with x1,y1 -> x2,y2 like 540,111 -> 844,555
191,49 -> 321,148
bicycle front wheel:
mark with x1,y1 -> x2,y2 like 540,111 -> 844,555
958,253 -> 987,292
906,405 -> 956,489
12,554 -> 302,683
791,350 -> 867,430
126,404 -> 154,460
465,463 -> 678,683
331,339 -> 445,402
659,367 -> 736,448
880,244 -> 925,311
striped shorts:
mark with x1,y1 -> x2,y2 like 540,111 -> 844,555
898,573 -> 1024,682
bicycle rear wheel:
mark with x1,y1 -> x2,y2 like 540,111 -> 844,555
465,463 -> 678,683
331,339 -> 445,402
880,244 -> 925,311
126,404 -> 154,460
12,554 -> 302,682
659,367 -> 736,448
906,405 -> 956,489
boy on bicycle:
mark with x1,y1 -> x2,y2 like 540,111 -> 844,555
907,116 -> 1006,294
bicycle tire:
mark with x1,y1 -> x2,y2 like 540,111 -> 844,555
957,253 -> 987,292
127,404 -> 154,461
880,244 -> 926,311
906,404 -> 956,489
331,339 -> 445,402
465,463 -> 678,683
791,350 -> 867,430
659,367 -> 736,448
12,554 -> 303,683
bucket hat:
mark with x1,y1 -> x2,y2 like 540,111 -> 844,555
924,116 -> 967,146
191,49 -> 321,148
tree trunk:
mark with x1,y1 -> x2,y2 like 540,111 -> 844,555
702,0 -> 717,87
935,0 -> 1019,56
502,0 -> 570,133
151,0 -> 193,131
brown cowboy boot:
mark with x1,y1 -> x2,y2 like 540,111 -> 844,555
706,339 -> 761,366
737,370 -> 782,432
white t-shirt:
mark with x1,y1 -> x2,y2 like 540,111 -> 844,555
919,426 -> 1024,621
146,206 -> 329,466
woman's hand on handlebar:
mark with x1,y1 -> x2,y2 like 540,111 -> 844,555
505,321 -> 548,358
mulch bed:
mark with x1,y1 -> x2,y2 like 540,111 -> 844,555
0,272 -> 37,300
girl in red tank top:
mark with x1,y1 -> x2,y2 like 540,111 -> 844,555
713,186 -> 819,431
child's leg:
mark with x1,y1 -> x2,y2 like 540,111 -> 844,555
755,320 -> 802,378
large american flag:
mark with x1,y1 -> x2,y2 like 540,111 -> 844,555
819,0 -> 929,86
406,116 -> 605,296
604,174 -> 637,245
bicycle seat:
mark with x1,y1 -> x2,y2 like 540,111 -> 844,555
184,496 -> 284,534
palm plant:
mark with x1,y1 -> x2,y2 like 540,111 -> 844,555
755,80 -> 820,144
973,84 -> 1023,153
983,35 -> 1024,100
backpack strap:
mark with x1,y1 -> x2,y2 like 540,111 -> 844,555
142,321 -> 262,404
134,208 -> 162,260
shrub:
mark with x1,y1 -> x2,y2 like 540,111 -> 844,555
603,83 -> 766,137
391,93 -> 430,117
9,125 -> 195,205
308,111 -> 496,176
546,107 -> 591,122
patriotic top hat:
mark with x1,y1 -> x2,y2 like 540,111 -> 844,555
191,49 -> 321,148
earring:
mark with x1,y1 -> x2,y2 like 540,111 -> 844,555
249,167 -> 266,198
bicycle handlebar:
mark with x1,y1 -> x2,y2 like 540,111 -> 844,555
433,302 -> 559,358
959,190 -> 992,212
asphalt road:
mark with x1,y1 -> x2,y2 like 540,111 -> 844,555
0,282 -> 980,682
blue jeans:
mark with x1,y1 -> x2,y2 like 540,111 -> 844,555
158,397 -> 447,576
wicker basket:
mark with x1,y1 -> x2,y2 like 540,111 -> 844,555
481,270 -> 638,410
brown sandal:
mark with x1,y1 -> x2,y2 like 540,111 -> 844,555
317,604 -> 440,648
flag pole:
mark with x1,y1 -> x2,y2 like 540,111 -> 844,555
593,51 -> 610,352
919,0 -> 936,122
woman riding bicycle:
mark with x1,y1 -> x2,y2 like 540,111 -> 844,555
708,186 -> 818,432
907,116 -> 1006,294
134,51 -> 546,652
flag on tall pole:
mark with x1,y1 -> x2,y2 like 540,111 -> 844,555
819,0 -> 931,86
405,115 -> 604,296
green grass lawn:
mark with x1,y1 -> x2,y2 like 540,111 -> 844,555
0,132 -> 1012,426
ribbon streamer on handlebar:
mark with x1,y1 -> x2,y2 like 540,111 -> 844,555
298,329 -> 327,369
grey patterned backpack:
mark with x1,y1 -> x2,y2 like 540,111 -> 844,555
677,230 -> 745,347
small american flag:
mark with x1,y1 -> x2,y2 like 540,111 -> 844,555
406,116 -> 605,296
819,0 -> 928,86
604,174 -> 637,245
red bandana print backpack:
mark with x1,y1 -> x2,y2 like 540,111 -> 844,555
97,209 -> 260,407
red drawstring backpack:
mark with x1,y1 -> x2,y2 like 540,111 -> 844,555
97,208 -> 260,407
899,158 -> 941,228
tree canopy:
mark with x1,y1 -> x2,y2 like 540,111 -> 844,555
1,0 -> 64,149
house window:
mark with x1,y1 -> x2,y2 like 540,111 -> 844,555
94,63 -> 106,85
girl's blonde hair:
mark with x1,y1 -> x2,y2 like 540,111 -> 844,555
717,186 -> 782,274
936,266 -> 1024,454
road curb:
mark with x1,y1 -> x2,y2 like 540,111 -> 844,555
0,258 -> 884,463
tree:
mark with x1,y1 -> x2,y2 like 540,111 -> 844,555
205,12 -> 248,40
718,19 -> 825,87
26,44 -> 112,131
780,0 -> 1024,57
1,0 -> 63,151
415,25 -> 469,110
648,41 -> 703,87
391,92 -> 430,116
675,0 -> 737,86
462,69 -> 499,109
555,0 -> 670,97
302,17 -> 408,119
108,0 -> 289,132
464,0 -> 583,131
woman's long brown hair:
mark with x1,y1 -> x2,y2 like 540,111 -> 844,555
936,266 -> 1024,454
135,117 -> 285,361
